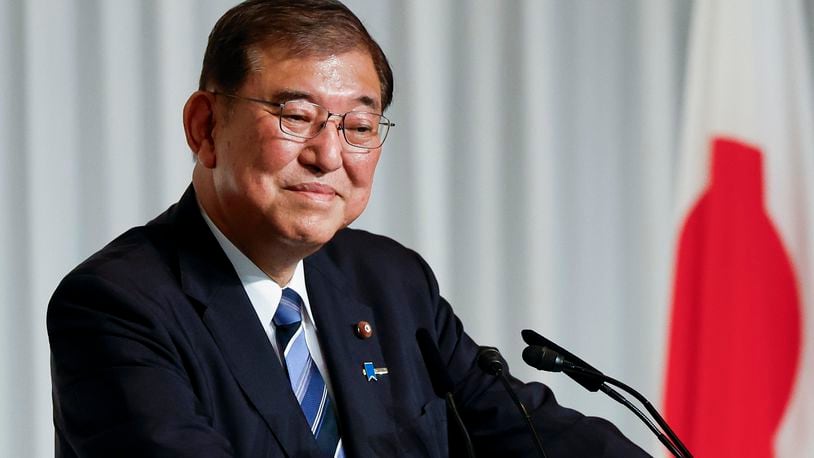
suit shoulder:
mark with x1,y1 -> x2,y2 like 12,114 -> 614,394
66,200 -> 180,281
313,228 -> 437,290
322,228 -> 426,269
72,222 -> 174,283
330,227 -> 411,254
49,216 -> 179,318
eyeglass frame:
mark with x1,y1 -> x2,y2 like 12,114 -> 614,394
210,91 -> 395,150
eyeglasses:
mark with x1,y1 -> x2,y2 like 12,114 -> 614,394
212,92 -> 395,150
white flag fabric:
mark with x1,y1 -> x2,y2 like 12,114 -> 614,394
665,1 -> 814,457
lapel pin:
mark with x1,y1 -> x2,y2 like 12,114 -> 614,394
355,320 -> 373,339
362,361 -> 389,381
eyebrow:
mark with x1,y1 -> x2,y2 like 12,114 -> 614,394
269,90 -> 312,104
357,95 -> 378,111
269,90 -> 380,111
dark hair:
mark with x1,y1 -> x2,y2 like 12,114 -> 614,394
199,0 -> 394,110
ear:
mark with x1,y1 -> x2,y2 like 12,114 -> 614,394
183,91 -> 217,168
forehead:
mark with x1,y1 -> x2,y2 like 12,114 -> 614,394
246,46 -> 382,110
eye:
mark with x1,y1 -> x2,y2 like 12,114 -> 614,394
344,114 -> 380,135
281,111 -> 313,124
348,124 -> 373,134
279,102 -> 320,125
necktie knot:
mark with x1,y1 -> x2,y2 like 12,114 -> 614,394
274,288 -> 303,326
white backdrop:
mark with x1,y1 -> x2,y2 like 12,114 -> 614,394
3,1 -> 812,456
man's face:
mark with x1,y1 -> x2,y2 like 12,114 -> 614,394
207,47 -> 383,252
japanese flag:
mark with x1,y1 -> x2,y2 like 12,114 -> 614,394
665,1 -> 814,457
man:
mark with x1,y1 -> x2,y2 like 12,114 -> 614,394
48,1 -> 648,456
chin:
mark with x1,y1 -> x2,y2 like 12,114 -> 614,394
283,221 -> 343,247
269,205 -> 355,248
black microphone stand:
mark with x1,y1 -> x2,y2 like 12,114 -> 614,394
578,367 -> 690,458
599,384 -> 682,457
477,347 -> 548,458
416,329 -> 477,458
522,339 -> 692,458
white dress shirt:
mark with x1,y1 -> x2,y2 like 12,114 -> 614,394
198,206 -> 336,397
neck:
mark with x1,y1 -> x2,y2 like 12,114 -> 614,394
211,212 -> 314,286
193,176 -> 320,287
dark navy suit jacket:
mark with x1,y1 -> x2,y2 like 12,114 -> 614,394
48,186 -> 648,457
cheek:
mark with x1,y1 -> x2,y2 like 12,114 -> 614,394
239,135 -> 301,180
226,112 -> 298,167
343,153 -> 380,215
215,143 -> 299,204
346,152 -> 379,188
254,123 -> 301,169
261,144 -> 300,174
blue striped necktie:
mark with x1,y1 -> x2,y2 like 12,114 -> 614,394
274,288 -> 343,457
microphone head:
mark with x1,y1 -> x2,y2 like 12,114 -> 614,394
521,329 -> 605,392
476,346 -> 504,376
416,328 -> 455,397
522,345 -> 564,372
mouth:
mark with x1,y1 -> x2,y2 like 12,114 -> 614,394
284,182 -> 339,202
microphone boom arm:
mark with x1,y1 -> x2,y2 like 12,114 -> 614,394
569,367 -> 691,458
521,330 -> 692,458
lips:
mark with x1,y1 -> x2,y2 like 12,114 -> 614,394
285,182 -> 339,201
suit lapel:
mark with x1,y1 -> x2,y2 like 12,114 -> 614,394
172,187 -> 321,457
305,251 -> 399,456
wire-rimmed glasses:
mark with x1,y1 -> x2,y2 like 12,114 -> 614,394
212,92 -> 394,150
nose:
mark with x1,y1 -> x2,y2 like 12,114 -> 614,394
300,116 -> 344,173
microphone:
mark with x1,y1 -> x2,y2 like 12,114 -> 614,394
521,329 -> 604,391
476,347 -> 547,458
521,346 -> 568,372
521,333 -> 692,458
415,329 -> 476,458
476,346 -> 504,376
